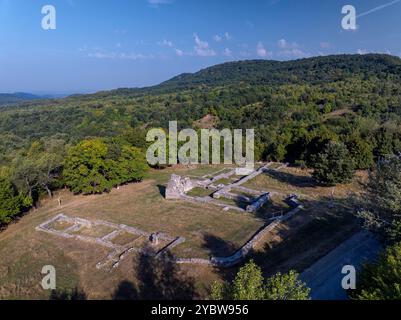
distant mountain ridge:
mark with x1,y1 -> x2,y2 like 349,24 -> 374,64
103,54 -> 401,97
0,92 -> 44,106
3,54 -> 401,105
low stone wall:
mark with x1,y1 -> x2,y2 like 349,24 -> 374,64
36,214 -> 181,271
156,236 -> 186,258
246,193 -> 270,213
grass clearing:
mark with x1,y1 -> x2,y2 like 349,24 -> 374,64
0,164 -> 364,299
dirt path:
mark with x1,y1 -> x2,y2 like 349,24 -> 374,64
300,231 -> 382,300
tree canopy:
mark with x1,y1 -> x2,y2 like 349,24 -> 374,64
312,141 -> 355,185
358,155 -> 401,242
352,242 -> 401,300
63,138 -> 148,194
210,260 -> 310,300
0,177 -> 24,224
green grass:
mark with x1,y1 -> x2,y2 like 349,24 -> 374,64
186,187 -> 214,197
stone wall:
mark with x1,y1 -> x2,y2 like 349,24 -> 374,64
165,174 -> 195,199
246,193 -> 270,213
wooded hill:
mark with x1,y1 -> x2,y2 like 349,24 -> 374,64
1,54 -> 401,223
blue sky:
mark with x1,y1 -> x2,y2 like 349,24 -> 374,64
0,0 -> 400,93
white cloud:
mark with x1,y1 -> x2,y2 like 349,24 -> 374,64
276,38 -> 307,58
175,48 -> 184,56
147,0 -> 174,7
193,34 -> 216,57
86,51 -> 149,60
277,38 -> 299,49
357,49 -> 368,54
158,39 -> 173,47
277,39 -> 287,49
277,48 -> 307,58
213,34 -> 222,42
256,41 -> 272,58
223,48 -> 232,57
213,32 -> 231,42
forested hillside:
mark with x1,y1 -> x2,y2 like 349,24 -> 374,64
1,53 -> 401,224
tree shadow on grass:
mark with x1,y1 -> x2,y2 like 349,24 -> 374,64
113,280 -> 139,300
264,169 -> 316,188
253,200 -> 290,224
113,248 -> 197,300
250,195 -> 362,278
201,232 -> 237,258
49,287 -> 87,300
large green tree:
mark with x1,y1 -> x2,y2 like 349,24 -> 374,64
12,139 -> 65,201
63,138 -> 148,194
210,260 -> 310,300
0,177 -> 24,224
352,242 -> 401,300
312,141 -> 355,185
346,136 -> 374,170
358,155 -> 401,241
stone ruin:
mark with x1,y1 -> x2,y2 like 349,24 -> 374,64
34,163 -> 306,271
246,193 -> 270,212
149,232 -> 159,246
165,164 -> 275,213
36,214 -> 185,271
165,174 -> 195,199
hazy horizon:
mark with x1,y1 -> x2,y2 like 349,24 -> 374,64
1,0 -> 400,93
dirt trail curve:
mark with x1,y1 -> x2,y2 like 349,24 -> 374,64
300,231 -> 382,300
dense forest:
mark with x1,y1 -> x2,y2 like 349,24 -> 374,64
1,53 -> 401,224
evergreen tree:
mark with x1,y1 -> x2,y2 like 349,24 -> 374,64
0,177 -> 23,224
312,141 -> 355,185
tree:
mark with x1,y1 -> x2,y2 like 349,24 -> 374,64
231,260 -> 265,300
264,271 -> 311,300
312,141 -> 355,185
63,138 -> 148,194
210,260 -> 310,300
352,242 -> 401,300
358,155 -> 401,241
0,177 -> 24,224
12,139 -> 65,200
346,136 -> 374,170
